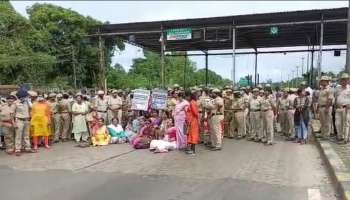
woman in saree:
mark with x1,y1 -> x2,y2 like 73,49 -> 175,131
91,118 -> 110,146
107,118 -> 126,144
31,95 -> 51,150
173,91 -> 189,150
131,119 -> 155,149
185,91 -> 199,155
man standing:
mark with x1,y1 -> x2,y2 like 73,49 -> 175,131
96,90 -> 108,123
223,88 -> 234,138
58,93 -> 71,141
0,95 -> 16,155
14,90 -> 34,155
107,90 -> 123,124
198,88 -> 211,144
248,88 -> 262,141
47,93 -> 60,143
232,91 -> 247,139
318,76 -> 334,140
260,90 -> 276,145
277,89 -> 293,138
335,73 -> 350,143
206,88 -> 224,151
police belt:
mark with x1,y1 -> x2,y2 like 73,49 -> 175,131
261,109 -> 272,112
97,110 -> 107,113
250,109 -> 260,112
212,113 -> 223,116
336,105 -> 347,109
16,117 -> 30,121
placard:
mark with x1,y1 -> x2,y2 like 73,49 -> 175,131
131,89 -> 150,111
151,89 -> 168,110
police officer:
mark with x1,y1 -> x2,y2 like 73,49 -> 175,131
277,89 -> 291,137
335,73 -> 350,143
107,90 -> 123,124
96,90 -> 108,123
198,88 -> 211,144
223,88 -> 234,138
260,90 -> 276,145
14,89 -> 33,155
206,88 -> 224,150
58,93 -> 71,141
318,76 -> 334,139
232,90 -> 247,139
248,88 -> 262,141
0,95 -> 16,154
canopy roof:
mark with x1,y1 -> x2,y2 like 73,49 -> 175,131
94,7 -> 348,52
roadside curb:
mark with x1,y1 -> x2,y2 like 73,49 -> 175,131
314,136 -> 350,200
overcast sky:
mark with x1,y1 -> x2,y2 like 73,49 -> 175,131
11,1 -> 349,82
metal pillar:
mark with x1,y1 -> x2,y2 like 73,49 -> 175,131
98,34 -> 106,91
254,52 -> 258,86
205,52 -> 208,87
346,0 -> 350,73
310,47 -> 315,87
232,24 -> 236,87
160,25 -> 165,88
317,15 -> 324,84
183,53 -> 187,89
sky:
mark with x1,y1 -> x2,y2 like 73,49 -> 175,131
11,1 -> 349,82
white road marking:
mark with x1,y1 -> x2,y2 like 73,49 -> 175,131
308,188 -> 321,200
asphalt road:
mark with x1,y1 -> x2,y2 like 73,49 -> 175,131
0,136 -> 340,200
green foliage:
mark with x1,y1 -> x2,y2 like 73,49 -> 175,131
107,51 -> 231,89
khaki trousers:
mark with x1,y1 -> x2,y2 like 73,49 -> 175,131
53,114 -> 61,141
279,110 -> 289,135
107,109 -> 122,124
61,113 -> 71,140
287,109 -> 295,138
262,110 -> 274,143
3,126 -> 15,151
210,114 -> 224,148
319,107 -> 332,138
344,111 -> 350,141
335,108 -> 346,140
245,108 -> 249,137
15,120 -> 31,151
234,111 -> 246,137
249,111 -> 261,139
224,111 -> 233,137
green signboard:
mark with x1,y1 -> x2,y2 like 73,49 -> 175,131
269,26 -> 279,36
239,78 -> 249,86
166,28 -> 192,41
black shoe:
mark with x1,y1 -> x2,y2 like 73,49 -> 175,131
210,147 -> 222,151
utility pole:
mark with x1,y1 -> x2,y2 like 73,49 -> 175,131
71,45 -> 77,89
296,66 -> 299,79
346,0 -> 350,73
301,57 -> 305,76
98,34 -> 106,91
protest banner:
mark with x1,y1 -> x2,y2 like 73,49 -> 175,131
151,89 -> 168,110
131,89 -> 150,111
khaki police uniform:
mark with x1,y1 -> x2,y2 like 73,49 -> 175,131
58,98 -> 71,140
335,84 -> 350,140
278,96 -> 291,136
0,103 -> 16,151
249,95 -> 262,140
206,96 -> 224,148
198,94 -> 211,143
318,85 -> 334,138
232,96 -> 247,138
14,99 -> 31,151
96,96 -> 109,123
260,95 -> 276,144
223,94 -> 234,138
107,95 -> 123,124
48,99 -> 60,142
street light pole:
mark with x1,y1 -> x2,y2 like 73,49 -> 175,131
301,57 -> 305,76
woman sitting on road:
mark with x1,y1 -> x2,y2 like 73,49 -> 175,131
150,119 -> 177,153
131,119 -> 155,149
91,118 -> 110,146
107,118 -> 126,144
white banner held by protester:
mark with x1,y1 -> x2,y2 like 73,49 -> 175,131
151,89 -> 168,110
131,89 -> 150,111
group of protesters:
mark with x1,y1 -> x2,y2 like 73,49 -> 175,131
1,72 -> 349,156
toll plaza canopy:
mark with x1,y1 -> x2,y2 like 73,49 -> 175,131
93,7 -> 348,52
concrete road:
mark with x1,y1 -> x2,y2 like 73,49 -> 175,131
0,137 -> 339,200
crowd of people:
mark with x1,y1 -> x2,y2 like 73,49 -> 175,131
0,72 -> 349,156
